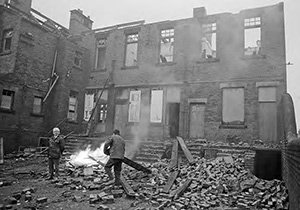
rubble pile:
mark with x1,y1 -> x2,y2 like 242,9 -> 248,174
59,154 -> 288,209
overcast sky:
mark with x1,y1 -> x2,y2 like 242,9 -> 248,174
32,0 -> 300,130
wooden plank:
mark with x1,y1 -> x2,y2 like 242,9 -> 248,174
169,139 -> 178,170
162,170 -> 179,193
122,157 -> 152,174
169,178 -> 192,199
120,175 -> 135,197
176,136 -> 195,164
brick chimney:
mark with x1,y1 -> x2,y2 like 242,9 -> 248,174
10,0 -> 32,14
193,7 -> 207,18
69,9 -> 93,35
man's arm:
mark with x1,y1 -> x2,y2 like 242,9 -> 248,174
103,138 -> 112,155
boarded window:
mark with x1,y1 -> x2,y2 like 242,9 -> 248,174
160,29 -> 174,63
84,93 -> 94,121
125,34 -> 138,67
258,87 -> 276,102
2,29 -> 13,52
244,17 -> 261,56
95,39 -> 106,70
74,51 -> 83,67
33,96 -> 42,114
68,91 -> 78,121
222,88 -> 244,124
0,89 -> 14,110
202,23 -> 216,59
128,90 -> 141,122
150,90 -> 163,123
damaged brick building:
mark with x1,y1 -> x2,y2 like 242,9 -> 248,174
0,0 -> 92,152
0,1 -> 287,152
85,3 -> 286,143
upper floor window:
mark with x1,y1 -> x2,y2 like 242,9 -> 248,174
67,91 -> 78,121
95,39 -> 106,70
1,89 -> 14,110
125,33 -> 138,67
160,29 -> 174,63
244,17 -> 261,56
2,29 -> 13,52
202,23 -> 216,59
74,51 -> 83,67
33,96 -> 43,114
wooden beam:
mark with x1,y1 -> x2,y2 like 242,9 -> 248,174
162,170 -> 179,193
122,157 -> 151,174
169,139 -> 178,170
120,175 -> 135,197
176,137 -> 195,164
169,178 -> 192,199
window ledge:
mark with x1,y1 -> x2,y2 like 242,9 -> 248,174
242,54 -> 266,60
156,62 -> 176,67
92,68 -> 107,72
30,113 -> 44,117
0,108 -> 15,114
196,58 -> 220,64
67,119 -> 78,124
121,66 -> 139,70
150,122 -> 163,126
73,65 -> 83,71
0,50 -> 12,56
219,124 -> 247,129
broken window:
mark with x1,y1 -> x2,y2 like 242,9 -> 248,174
128,90 -> 141,122
0,89 -> 14,110
74,51 -> 83,67
160,29 -> 174,63
125,33 -> 138,67
98,104 -> 107,123
244,17 -> 261,56
33,96 -> 42,114
84,93 -> 94,121
95,39 -> 106,70
222,88 -> 244,124
202,23 -> 216,59
2,29 -> 13,52
150,90 -> 163,123
67,91 -> 78,121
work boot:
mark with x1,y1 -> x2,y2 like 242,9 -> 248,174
46,176 -> 53,180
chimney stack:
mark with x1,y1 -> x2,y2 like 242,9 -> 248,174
193,7 -> 207,18
69,9 -> 93,35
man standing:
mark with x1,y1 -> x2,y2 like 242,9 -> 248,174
103,129 -> 125,186
47,127 -> 65,180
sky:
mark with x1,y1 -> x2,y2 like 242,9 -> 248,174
32,0 -> 300,131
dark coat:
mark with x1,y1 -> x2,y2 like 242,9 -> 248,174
48,135 -> 65,159
104,135 -> 125,159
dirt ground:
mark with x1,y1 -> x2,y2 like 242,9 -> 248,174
0,156 -> 151,210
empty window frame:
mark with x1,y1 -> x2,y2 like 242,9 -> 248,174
160,29 -> 174,63
98,104 -> 107,123
2,29 -> 13,52
244,17 -> 261,56
95,39 -> 106,70
128,90 -> 141,122
67,91 -> 78,121
84,93 -> 94,121
202,23 -> 217,59
150,90 -> 163,123
125,33 -> 138,67
74,51 -> 83,67
0,89 -> 14,110
222,88 -> 244,124
33,96 -> 43,114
